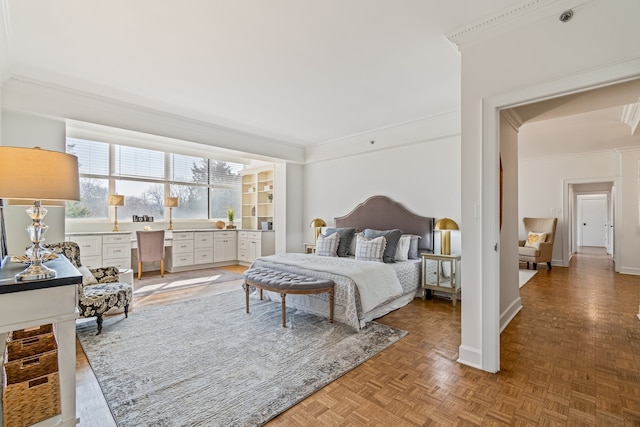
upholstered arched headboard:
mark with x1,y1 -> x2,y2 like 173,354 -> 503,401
334,195 -> 434,252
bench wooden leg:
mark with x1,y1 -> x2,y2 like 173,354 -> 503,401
329,289 -> 334,323
281,292 -> 287,327
245,283 -> 250,313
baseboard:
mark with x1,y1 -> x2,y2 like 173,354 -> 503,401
500,297 -> 522,333
457,345 -> 482,370
618,266 -> 640,275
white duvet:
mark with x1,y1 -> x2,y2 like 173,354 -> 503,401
254,253 -> 403,313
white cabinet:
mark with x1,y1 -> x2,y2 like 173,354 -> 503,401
66,232 -> 132,269
194,231 -> 214,264
237,230 -> 275,265
213,231 -> 237,263
167,232 -> 195,269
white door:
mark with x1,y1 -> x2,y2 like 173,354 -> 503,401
580,196 -> 607,247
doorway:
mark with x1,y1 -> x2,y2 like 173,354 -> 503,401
577,194 -> 607,249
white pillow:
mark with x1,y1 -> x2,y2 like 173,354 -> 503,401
394,235 -> 412,261
78,265 -> 98,286
525,231 -> 547,250
315,232 -> 339,257
355,235 -> 386,262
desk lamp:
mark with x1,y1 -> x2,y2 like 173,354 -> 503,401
0,146 -> 80,280
108,194 -> 125,232
164,197 -> 179,230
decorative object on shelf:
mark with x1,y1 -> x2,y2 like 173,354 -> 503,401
164,196 -> 179,230
0,146 -> 80,280
434,217 -> 459,255
216,220 -> 225,229
267,193 -> 273,203
309,218 -> 327,242
109,194 -> 125,232
227,207 -> 236,229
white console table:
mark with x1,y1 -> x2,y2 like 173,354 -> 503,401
0,255 -> 80,427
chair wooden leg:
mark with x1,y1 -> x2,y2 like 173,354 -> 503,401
533,262 -> 538,270
281,292 -> 287,327
138,261 -> 142,280
547,261 -> 552,269
124,304 -> 129,318
526,262 -> 530,269
96,315 -> 103,335
161,259 -> 165,277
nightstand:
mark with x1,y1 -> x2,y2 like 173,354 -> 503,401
421,253 -> 461,306
304,243 -> 316,254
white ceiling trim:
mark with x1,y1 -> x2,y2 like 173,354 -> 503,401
621,102 -> 640,136
3,75 -> 305,163
445,0 -> 593,51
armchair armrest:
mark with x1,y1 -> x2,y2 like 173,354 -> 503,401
537,242 -> 554,260
90,266 -> 121,283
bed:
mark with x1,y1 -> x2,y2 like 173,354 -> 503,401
248,195 -> 435,330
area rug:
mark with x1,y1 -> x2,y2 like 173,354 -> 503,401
519,269 -> 537,288
77,289 -> 407,426
134,267 -> 243,297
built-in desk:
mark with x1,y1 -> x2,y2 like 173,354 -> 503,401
0,255 -> 80,427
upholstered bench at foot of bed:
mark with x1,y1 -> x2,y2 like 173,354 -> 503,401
243,267 -> 335,327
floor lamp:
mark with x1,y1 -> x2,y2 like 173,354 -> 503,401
0,146 -> 80,280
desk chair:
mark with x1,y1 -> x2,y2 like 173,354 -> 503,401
136,230 -> 165,280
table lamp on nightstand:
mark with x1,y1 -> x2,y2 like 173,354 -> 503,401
435,217 -> 459,255
309,218 -> 327,242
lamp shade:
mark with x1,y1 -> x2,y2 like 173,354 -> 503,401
164,197 -> 179,208
434,217 -> 459,231
309,218 -> 327,228
0,146 -> 80,201
108,194 -> 125,207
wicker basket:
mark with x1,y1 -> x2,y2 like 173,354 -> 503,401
2,350 -> 61,427
7,324 -> 54,341
5,332 -> 57,363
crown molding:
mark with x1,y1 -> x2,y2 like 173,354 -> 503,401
445,0 -> 594,51
500,109 -> 523,132
621,101 -> 640,136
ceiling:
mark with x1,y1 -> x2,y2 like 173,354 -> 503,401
1,1 -> 638,157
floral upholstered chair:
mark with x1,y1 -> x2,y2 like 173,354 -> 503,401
44,241 -> 133,335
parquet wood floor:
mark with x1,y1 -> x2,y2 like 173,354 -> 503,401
75,252 -> 640,426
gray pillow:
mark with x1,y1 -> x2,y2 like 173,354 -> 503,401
363,228 -> 402,263
325,227 -> 356,257
407,234 -> 422,259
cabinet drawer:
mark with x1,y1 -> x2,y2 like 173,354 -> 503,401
172,240 -> 194,254
103,243 -> 130,259
238,231 -> 248,239
247,232 -> 261,240
103,257 -> 131,269
238,239 -> 248,250
173,232 -> 194,240
194,249 -> 214,264
238,249 -> 248,261
103,234 -> 131,244
214,231 -> 236,240
194,232 -> 213,249
172,253 -> 194,267
81,255 -> 101,269
73,236 -> 102,256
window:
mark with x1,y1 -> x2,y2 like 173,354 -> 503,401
66,138 -> 243,222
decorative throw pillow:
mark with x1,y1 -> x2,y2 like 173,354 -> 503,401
355,235 -> 386,262
394,235 -> 412,261
325,227 -> 357,257
407,234 -> 422,259
78,265 -> 98,286
348,232 -> 363,256
363,228 -> 402,263
525,231 -> 547,250
315,232 -> 339,257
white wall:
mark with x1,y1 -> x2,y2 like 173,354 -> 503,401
458,0 -> 640,371
519,151 -> 618,266
617,147 -> 640,275
1,111 -> 67,254
304,134 -> 461,245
